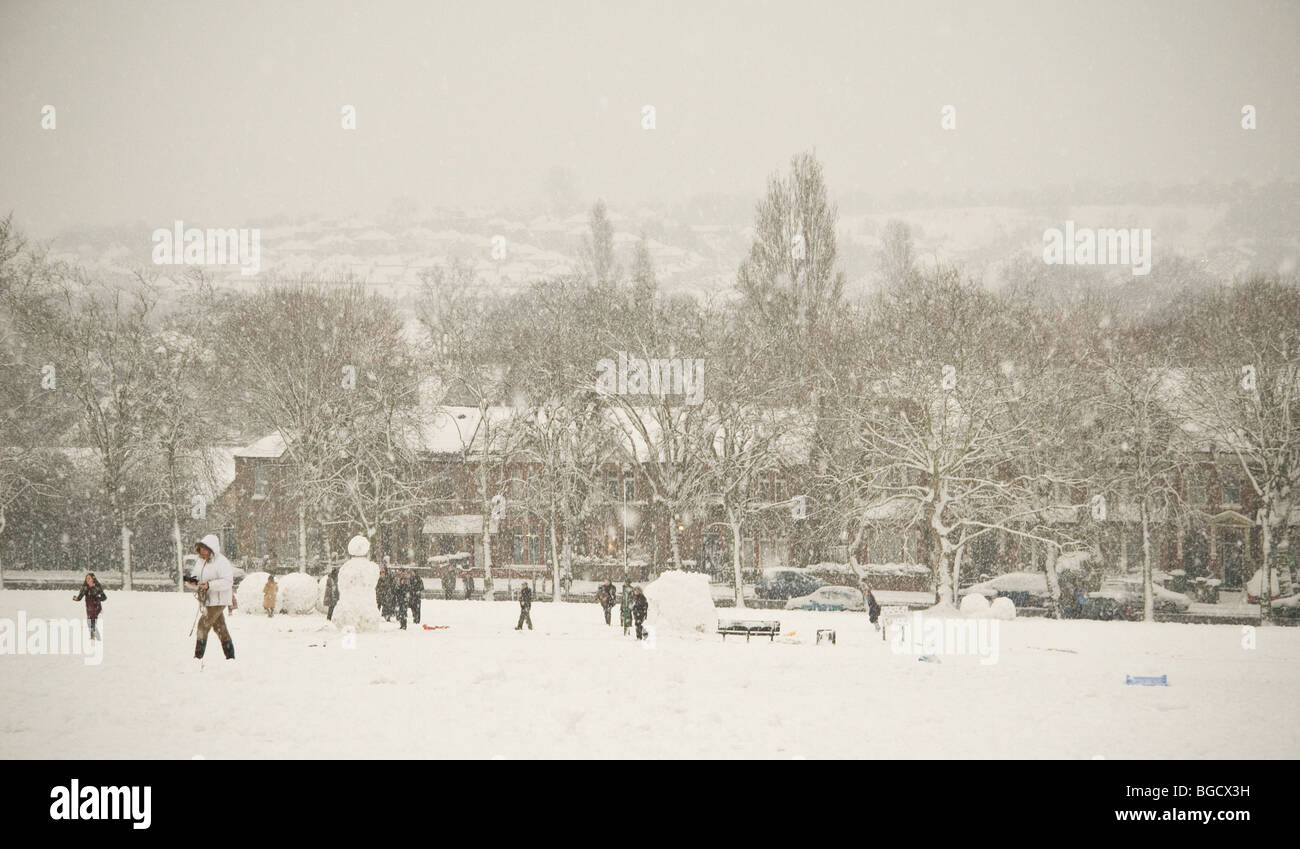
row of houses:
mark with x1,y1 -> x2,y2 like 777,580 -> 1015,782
210,401 -> 1298,593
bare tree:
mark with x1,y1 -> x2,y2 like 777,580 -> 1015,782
1179,279 -> 1300,621
736,151 -> 846,339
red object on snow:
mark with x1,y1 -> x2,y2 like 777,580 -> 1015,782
421,624 -> 449,631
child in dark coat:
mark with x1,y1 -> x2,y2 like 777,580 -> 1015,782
632,587 -> 649,640
866,587 -> 882,631
72,573 -> 107,641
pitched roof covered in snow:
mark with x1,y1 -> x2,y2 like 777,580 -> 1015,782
234,433 -> 287,458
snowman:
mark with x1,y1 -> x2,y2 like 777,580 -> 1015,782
332,535 -> 381,631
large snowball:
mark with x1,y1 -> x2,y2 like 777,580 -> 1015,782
959,593 -> 990,616
988,597 -> 1017,620
643,570 -> 717,635
235,571 -> 270,611
276,572 -> 319,615
333,556 -> 381,631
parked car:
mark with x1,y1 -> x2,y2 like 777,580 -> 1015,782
756,567 -> 824,600
1080,577 -> 1192,620
960,572 -> 1053,608
785,585 -> 866,611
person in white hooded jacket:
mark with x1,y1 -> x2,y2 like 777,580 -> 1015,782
186,533 -> 236,660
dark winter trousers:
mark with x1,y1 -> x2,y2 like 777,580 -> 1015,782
196,606 -> 234,658
327,602 -> 337,621
603,605 -> 612,625
634,615 -> 646,640
197,606 -> 231,643
516,604 -> 533,630
410,595 -> 421,625
87,618 -> 100,641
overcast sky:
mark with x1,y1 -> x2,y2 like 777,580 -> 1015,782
2,0 -> 1297,236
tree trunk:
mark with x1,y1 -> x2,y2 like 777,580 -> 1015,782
481,520 -> 494,601
297,502 -> 308,573
729,512 -> 746,609
1260,505 -> 1273,624
121,524 -> 133,592
1141,503 -> 1154,622
952,531 -> 966,601
550,511 -> 562,603
173,513 -> 184,592
1044,545 -> 1063,618
669,517 -> 683,571
0,505 -> 6,590
928,498 -> 955,606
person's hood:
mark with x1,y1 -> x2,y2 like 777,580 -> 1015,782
197,534 -> 222,559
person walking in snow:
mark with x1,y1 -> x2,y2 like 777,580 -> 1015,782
865,586 -> 882,631
325,568 -> 340,621
406,570 -> 422,625
515,581 -> 533,630
72,572 -> 107,641
376,565 -> 395,621
619,580 -> 634,635
597,578 -> 617,625
262,575 -> 278,618
463,568 -> 475,600
186,534 -> 236,660
394,570 -> 410,630
441,566 -> 457,600
632,586 -> 649,640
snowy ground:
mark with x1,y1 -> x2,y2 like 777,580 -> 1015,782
2,589 -> 1297,759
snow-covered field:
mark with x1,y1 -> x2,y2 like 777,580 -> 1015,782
2,589 -> 1297,759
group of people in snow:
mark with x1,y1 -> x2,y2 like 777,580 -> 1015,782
438,566 -> 476,600
596,578 -> 648,639
377,565 -> 423,630
171,528 -> 663,659
510,577 -> 647,638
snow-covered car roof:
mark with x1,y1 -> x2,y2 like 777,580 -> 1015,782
962,572 -> 1048,595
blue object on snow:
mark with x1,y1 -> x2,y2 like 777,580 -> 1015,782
1125,674 -> 1168,686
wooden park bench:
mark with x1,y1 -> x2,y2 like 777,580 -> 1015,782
718,619 -> 781,642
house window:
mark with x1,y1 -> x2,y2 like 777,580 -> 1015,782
255,523 -> 269,557
527,530 -> 542,563
606,468 -> 619,500
622,468 -> 635,502
1185,470 -> 1207,507
758,538 -> 784,569
1221,469 -> 1242,506
252,465 -> 269,499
